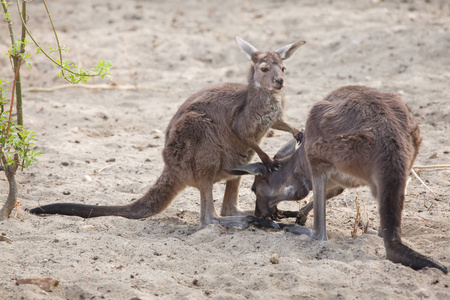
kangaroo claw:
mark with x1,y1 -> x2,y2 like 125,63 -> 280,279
249,217 -> 280,229
266,160 -> 282,173
269,206 -> 299,221
294,131 -> 304,144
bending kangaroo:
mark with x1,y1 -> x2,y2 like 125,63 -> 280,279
229,85 -> 448,273
30,36 -> 305,228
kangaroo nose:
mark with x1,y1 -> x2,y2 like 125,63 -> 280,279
275,78 -> 284,85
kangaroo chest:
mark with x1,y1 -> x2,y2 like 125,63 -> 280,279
260,101 -> 282,125
253,95 -> 283,135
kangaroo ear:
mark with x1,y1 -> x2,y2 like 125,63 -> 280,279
226,163 -> 266,176
275,40 -> 306,60
273,139 -> 297,160
235,36 -> 259,61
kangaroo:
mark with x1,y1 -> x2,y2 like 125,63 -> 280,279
228,85 -> 448,273
30,36 -> 305,228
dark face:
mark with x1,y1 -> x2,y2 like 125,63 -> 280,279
251,172 -> 311,218
252,53 -> 286,91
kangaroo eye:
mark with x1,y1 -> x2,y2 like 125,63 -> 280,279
261,67 -> 269,72
282,67 -> 286,72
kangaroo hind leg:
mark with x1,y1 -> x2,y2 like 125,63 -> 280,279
198,180 -> 220,228
221,177 -> 247,216
377,172 -> 448,273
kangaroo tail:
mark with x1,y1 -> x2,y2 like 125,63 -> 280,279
29,166 -> 186,219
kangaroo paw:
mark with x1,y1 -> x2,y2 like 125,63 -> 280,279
265,160 -> 282,173
276,210 -> 301,219
295,211 -> 308,226
294,131 -> 304,144
268,207 -> 298,221
249,217 -> 280,229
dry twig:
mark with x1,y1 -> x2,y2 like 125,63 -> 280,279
410,169 -> 439,199
351,196 -> 369,238
412,164 -> 450,170
13,200 -> 22,218
410,164 -> 450,199
351,196 -> 361,238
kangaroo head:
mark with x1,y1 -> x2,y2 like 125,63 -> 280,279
235,36 -> 305,92
227,139 -> 311,218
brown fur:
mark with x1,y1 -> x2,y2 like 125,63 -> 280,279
30,37 -> 305,228
230,85 -> 447,273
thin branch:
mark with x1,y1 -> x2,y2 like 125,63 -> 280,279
1,0 -> 15,45
411,169 -> 439,199
404,177 -> 412,196
14,0 -> 97,81
19,0 -> 26,54
351,196 -> 361,238
412,164 -> 450,170
362,196 -> 368,233
42,0 -> 64,78
300,192 -> 313,211
408,164 -> 449,200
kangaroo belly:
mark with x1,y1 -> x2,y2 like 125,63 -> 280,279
328,168 -> 367,189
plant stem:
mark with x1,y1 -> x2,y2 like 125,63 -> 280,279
5,59 -> 22,142
1,0 -> 19,89
19,0 -> 26,53
42,0 -> 65,79
0,162 -> 17,221
1,0 -> 15,45
0,0 -> 22,219
1,1 -> 23,126
15,0 -> 27,126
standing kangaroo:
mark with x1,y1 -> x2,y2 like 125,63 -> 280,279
229,85 -> 448,273
30,36 -> 305,228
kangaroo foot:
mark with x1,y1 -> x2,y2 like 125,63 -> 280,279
279,223 -> 314,238
386,241 -> 448,274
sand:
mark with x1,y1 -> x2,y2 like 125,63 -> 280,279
0,0 -> 449,299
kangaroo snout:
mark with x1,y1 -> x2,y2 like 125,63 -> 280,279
273,77 -> 284,89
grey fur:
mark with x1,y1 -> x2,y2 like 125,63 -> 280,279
232,85 -> 447,273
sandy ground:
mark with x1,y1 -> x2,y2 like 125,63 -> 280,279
1,0 -> 449,299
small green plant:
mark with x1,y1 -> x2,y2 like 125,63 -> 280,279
0,0 -> 112,220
